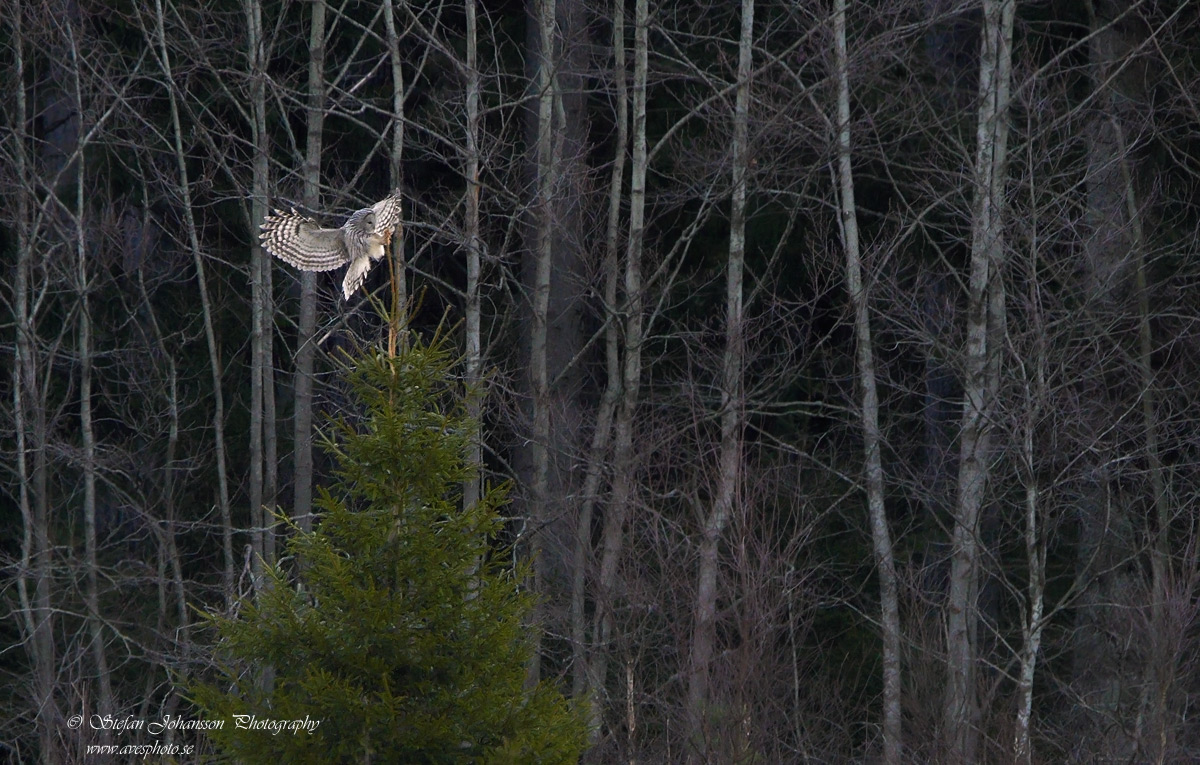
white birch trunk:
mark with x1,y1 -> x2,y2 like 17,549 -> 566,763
1012,143 -> 1049,762
527,0 -> 558,684
382,0 -> 407,341
463,0 -> 483,513
9,9 -> 59,756
833,1 -> 900,760
1013,413 -> 1045,763
687,0 -> 752,752
573,0 -> 629,706
590,0 -> 646,737
944,1 -> 1014,761
69,40 -> 115,723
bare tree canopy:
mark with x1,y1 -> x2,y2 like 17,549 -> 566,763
2,0 -> 1200,761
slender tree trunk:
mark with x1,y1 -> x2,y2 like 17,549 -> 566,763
687,0 -> 752,752
573,0 -> 628,719
70,49 -> 114,726
27,310 -> 55,759
1094,27 -> 1172,756
526,0 -> 558,685
575,390 -> 616,712
245,0 -> 270,589
153,0 -> 235,605
263,279 -> 278,565
1130,164 -> 1172,765
943,2 -> 1014,761
832,2 -> 900,761
137,266 -> 190,688
522,0 -> 591,685
382,0 -> 407,345
138,273 -> 189,739
9,9 -> 59,757
1013,367 -> 1045,763
463,0 -> 483,512
1069,3 -> 1137,757
260,8 -> 278,567
591,0 -> 648,740
1013,142 -> 1048,764
293,0 -> 326,535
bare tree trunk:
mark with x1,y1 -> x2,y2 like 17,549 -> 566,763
153,0 -> 235,605
293,0 -> 326,535
687,0 -> 752,753
69,40 -> 114,725
1093,24 -> 1172,757
1130,162 -> 1172,765
573,0 -> 628,712
246,0 -> 273,585
263,284 -> 277,567
1068,4 -> 1155,760
382,0 -> 407,346
590,0 -> 646,738
9,9 -> 58,757
261,40 -> 278,569
463,0 -> 483,512
520,0 -> 592,686
943,1 -> 1014,761
137,265 -> 190,725
832,2 -> 900,761
525,0 -> 558,685
1011,133 -> 1049,763
1013,329 -> 1045,763
24,284 -> 56,760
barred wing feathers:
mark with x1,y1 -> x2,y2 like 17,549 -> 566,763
259,208 -> 349,272
370,191 -> 403,236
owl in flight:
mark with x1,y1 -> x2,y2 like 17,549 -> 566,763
260,190 -> 402,300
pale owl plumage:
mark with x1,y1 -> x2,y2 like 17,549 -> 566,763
259,190 -> 402,300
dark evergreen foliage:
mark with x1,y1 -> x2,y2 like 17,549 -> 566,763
190,336 -> 586,763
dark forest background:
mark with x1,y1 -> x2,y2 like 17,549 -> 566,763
3,0 -> 1200,761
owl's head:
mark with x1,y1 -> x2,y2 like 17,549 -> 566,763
346,207 -> 377,233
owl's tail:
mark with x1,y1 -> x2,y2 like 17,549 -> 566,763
342,257 -> 372,301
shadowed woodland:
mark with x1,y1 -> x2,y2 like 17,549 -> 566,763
3,0 -> 1200,762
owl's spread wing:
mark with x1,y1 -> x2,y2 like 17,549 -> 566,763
260,208 -> 350,272
370,190 -> 403,235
